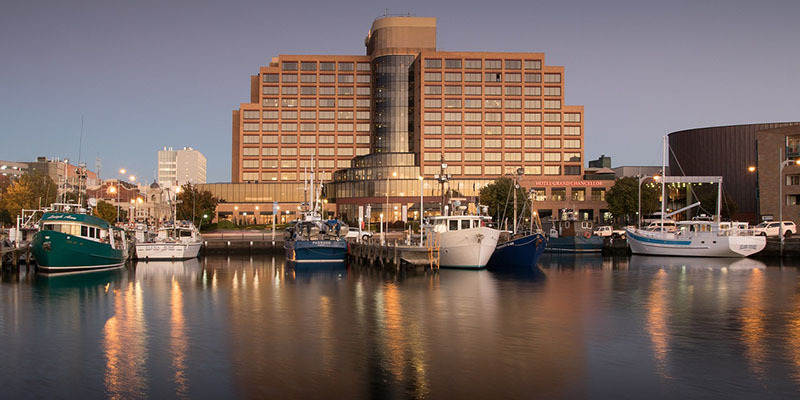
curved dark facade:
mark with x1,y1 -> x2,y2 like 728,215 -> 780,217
668,122 -> 800,221
372,55 -> 415,154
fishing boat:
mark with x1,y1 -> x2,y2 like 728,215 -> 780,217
545,209 -> 604,253
135,221 -> 203,260
428,214 -> 500,269
284,163 -> 349,264
31,212 -> 130,271
625,136 -> 766,257
486,171 -> 547,269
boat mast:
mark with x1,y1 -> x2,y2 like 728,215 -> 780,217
661,135 -> 667,231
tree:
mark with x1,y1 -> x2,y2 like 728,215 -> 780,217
176,183 -> 218,227
93,200 -> 118,224
605,177 -> 660,225
0,171 -> 58,221
479,177 -> 530,228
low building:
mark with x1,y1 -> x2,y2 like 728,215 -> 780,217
756,125 -> 800,225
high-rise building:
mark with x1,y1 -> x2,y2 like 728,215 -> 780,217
230,16 -> 612,223
158,147 -> 207,187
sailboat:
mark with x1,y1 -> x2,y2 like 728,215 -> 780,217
486,171 -> 547,269
625,136 -> 766,257
284,162 -> 349,264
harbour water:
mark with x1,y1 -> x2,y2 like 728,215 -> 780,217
2,254 -> 800,398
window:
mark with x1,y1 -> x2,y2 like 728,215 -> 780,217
357,75 -> 371,84
243,123 -> 259,132
357,123 -> 369,132
243,135 -> 259,144
787,175 -> 800,186
544,113 -> 561,122
525,139 -> 542,149
424,125 -> 442,134
544,73 -> 561,83
337,123 -> 353,131
505,73 -> 521,83
424,152 -> 440,161
262,135 -> 278,144
465,59 -> 482,69
505,86 -> 522,96
281,135 -> 297,144
464,152 -> 482,162
544,100 -> 561,109
425,72 -> 442,82
464,86 -> 482,95
444,139 -> 462,148
242,172 -> 258,181
319,135 -> 335,144
281,86 -> 297,95
356,135 -> 370,143
319,62 -> 335,71
544,153 -> 561,162
281,99 -> 297,107
465,126 -> 482,135
564,113 -> 581,122
319,87 -> 335,95
544,87 -> 561,96
319,111 -> 335,120
319,99 -> 335,108
281,148 -> 297,156
505,99 -> 522,109
444,59 -> 462,69
525,73 -> 542,83
505,139 -> 521,148
564,152 -> 581,162
425,59 -> 442,68
444,112 -> 461,122
486,140 -> 501,149
525,100 -> 542,109
300,111 -> 316,119
319,74 -> 335,83
564,126 -> 581,136
282,74 -> 297,83
337,160 -> 350,168
338,74 -> 354,83
444,72 -> 461,82
444,125 -> 462,135
486,60 -> 501,69
444,86 -> 462,95
544,166 -> 561,176
357,99 -> 370,108
300,87 -> 316,95
261,172 -> 277,181
485,73 -> 502,83
505,60 -> 521,69
506,152 -> 521,161
338,99 -> 354,107
262,74 -> 279,83
506,126 -> 521,135
524,113 -> 541,122
338,87 -> 354,96
262,160 -> 278,168
525,60 -> 542,70
544,126 -> 561,135
338,148 -> 353,156
262,147 -> 278,155
338,135 -> 354,144
485,113 -> 502,122
565,166 -> 582,175
465,112 -> 482,122
544,139 -> 561,148
444,152 -> 461,161
465,139 -> 481,148
465,73 -> 482,82
319,123 -> 334,131
564,139 -> 581,149
262,98 -> 278,107
242,148 -> 259,157
485,166 -> 502,175
281,110 -> 297,119
300,74 -> 316,83
357,62 -> 371,71
282,62 -> 297,71
425,85 -> 442,95
525,151 -> 541,161
425,99 -> 442,108
356,111 -> 370,120
338,111 -> 354,119
485,99 -> 502,109
445,99 -> 462,108
318,148 -> 335,156
505,113 -> 521,122
525,166 -> 542,175
262,86 -> 279,95
525,86 -> 541,96
338,62 -> 353,71
485,126 -> 502,135
300,135 -> 316,144
301,62 -> 316,71
281,172 -> 297,181
424,139 -> 441,148
281,160 -> 297,168
486,152 -> 501,160
424,112 -> 441,121
243,110 -> 259,119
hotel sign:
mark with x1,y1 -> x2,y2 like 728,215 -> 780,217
531,180 -> 607,187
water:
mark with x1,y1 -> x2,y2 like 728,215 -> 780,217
2,254 -> 800,399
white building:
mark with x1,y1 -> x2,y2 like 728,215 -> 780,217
157,147 -> 207,187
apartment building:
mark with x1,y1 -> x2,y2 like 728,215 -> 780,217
158,147 -> 207,187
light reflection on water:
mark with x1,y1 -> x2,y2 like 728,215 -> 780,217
1,254 -> 800,398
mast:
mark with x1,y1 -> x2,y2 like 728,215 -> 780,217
513,177 -> 517,234
661,135 -> 667,231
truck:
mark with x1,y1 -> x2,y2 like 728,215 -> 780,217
593,225 -> 626,238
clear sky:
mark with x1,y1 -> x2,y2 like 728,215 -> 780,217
2,0 -> 798,183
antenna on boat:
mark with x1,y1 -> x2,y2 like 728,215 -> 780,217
77,114 -> 84,165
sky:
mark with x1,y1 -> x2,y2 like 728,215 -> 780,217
1,0 -> 798,183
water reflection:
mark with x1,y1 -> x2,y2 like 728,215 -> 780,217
103,280 -> 148,398
741,268 -> 767,378
646,268 -> 671,379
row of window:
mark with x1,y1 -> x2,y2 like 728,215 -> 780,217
279,61 -> 371,72
242,172 -> 333,182
423,72 -> 560,83
262,98 -> 370,108
424,59 -> 542,70
422,108 -> 565,123
422,151 -> 581,162
242,159 -> 354,169
242,148 -> 371,157
242,135 -> 371,144
419,164 -> 579,176
422,137 -> 581,149
423,85 -> 559,96
244,110 -> 372,120
266,74 -> 372,84
243,122 -> 372,132
422,125 -> 580,135
263,86 -> 371,96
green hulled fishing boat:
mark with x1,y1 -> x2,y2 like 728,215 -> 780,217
31,213 -> 129,272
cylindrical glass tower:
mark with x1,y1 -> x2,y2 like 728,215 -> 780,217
372,55 -> 415,154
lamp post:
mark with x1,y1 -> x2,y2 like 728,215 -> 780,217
638,174 -> 661,229
419,176 -> 424,247
272,205 -> 279,243
386,171 -> 396,235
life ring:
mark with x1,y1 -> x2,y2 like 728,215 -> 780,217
583,231 -> 591,239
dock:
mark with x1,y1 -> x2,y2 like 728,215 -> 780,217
1,242 -> 33,268
348,238 -> 440,269
202,231 -> 284,254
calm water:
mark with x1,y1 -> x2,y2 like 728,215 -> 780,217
2,254 -> 800,399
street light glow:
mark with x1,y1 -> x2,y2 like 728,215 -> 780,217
747,166 -> 756,172
119,168 -> 126,174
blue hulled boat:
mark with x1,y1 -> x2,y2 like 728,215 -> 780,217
486,232 -> 547,269
544,209 -> 604,253
284,218 -> 349,263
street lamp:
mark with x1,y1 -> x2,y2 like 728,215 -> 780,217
418,176 -> 424,247
386,171 -> 396,235
638,174 -> 661,229
107,185 -> 119,223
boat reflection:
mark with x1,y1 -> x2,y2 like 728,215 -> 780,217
630,255 -> 767,270
134,258 -> 202,279
539,253 -> 606,269
287,262 -> 348,283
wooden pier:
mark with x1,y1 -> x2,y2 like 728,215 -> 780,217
348,237 -> 440,270
1,243 -> 33,268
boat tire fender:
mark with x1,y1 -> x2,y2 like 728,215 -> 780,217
583,231 -> 591,239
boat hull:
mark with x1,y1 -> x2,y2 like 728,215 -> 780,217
135,242 -> 202,260
437,226 -> 500,269
285,239 -> 348,263
625,228 -> 766,257
486,233 -> 547,269
545,235 -> 604,253
31,230 -> 127,271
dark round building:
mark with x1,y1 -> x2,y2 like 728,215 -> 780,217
668,122 -> 800,222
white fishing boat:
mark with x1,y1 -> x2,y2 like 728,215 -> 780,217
135,221 -> 203,260
428,215 -> 500,269
625,136 -> 765,258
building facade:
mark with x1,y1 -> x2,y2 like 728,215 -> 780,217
756,125 -> 800,225
25,157 -> 99,201
231,16 -> 610,224
669,122 -> 800,222
158,147 -> 207,187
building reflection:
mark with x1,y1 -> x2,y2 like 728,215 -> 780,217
788,288 -> 800,384
103,281 -> 148,398
740,268 -> 767,378
170,277 -> 189,397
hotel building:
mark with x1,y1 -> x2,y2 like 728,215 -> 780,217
228,16 -> 611,224
158,146 -> 207,187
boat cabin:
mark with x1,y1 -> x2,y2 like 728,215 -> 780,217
40,213 -> 127,250
430,215 -> 494,233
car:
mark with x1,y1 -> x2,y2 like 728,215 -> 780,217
345,229 -> 374,241
753,221 -> 797,237
593,225 -> 626,238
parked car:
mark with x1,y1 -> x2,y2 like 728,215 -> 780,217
753,221 -> 797,237
593,225 -> 626,238
345,229 -> 374,241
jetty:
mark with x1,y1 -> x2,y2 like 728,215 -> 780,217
1,242 -> 33,268
348,238 -> 440,269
